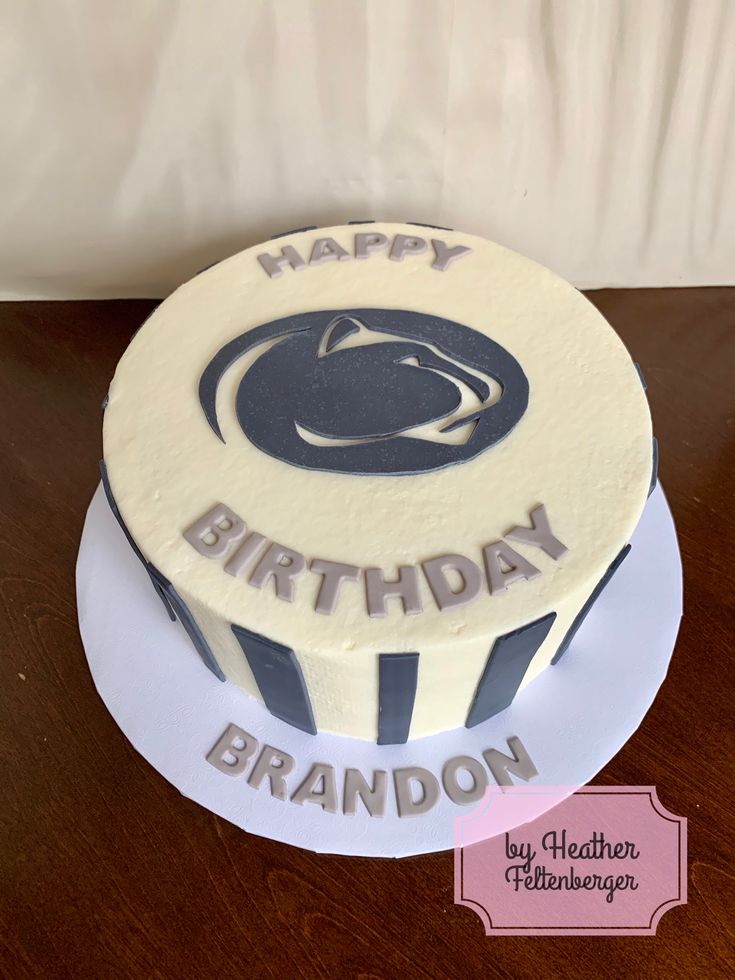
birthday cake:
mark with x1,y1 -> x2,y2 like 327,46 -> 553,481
101,222 -> 655,744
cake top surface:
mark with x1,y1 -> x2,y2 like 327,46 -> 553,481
103,222 -> 652,652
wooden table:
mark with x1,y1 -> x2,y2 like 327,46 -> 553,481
2,292 -> 734,978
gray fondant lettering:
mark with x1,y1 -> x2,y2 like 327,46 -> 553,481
389,234 -> 427,262
310,558 -> 362,614
431,239 -> 472,271
204,724 -> 537,804
465,613 -> 557,728
257,245 -> 307,278
483,541 -> 541,595
249,543 -> 307,602
354,231 -> 388,259
422,554 -> 482,610
442,755 -> 489,805
184,503 -> 246,559
257,232 -> 473,275
290,763 -> 339,813
394,767 -> 440,818
181,502 -> 568,621
483,736 -> 538,787
206,724 -> 259,777
506,504 -> 568,561
224,531 -> 269,578
366,566 -> 422,617
309,237 -> 351,265
343,768 -> 388,817
247,744 -> 296,800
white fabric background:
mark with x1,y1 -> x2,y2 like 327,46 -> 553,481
2,0 -> 734,298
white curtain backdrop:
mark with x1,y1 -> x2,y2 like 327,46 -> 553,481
1,0 -> 734,298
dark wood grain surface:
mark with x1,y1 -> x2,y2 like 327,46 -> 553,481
1,291 -> 734,979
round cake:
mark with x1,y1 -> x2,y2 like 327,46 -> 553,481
101,222 -> 655,743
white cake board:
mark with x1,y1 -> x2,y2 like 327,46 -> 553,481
76,484 -> 682,857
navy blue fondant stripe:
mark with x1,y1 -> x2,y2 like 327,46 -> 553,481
634,362 -> 647,390
194,259 -> 219,277
100,460 -> 146,566
99,459 -> 225,681
147,567 -> 226,682
377,653 -> 420,745
648,437 -> 659,497
270,225 -> 316,239
551,544 -> 632,666
465,613 -> 557,729
407,220 -> 453,231
143,572 -> 177,622
99,460 -> 175,621
231,625 -> 317,735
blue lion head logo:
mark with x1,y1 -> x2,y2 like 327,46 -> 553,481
199,308 -> 528,475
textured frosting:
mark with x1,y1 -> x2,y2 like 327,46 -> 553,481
102,222 -> 653,741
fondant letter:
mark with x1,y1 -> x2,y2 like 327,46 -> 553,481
355,232 -> 389,259
309,237 -> 351,265
343,768 -> 388,818
422,554 -> 482,611
290,763 -> 339,813
247,745 -> 295,801
250,542 -> 307,602
389,235 -> 427,262
483,736 -> 538,787
506,504 -> 568,560
206,723 -> 259,777
366,566 -> 422,617
311,558 -> 362,614
483,541 -> 541,595
224,531 -> 269,578
442,755 -> 489,805
184,503 -> 246,559
257,246 -> 306,278
393,767 -> 440,818
431,239 -> 472,271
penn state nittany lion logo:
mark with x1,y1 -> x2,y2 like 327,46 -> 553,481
199,308 -> 528,475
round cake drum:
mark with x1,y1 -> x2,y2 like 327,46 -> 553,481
76,482 -> 681,858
